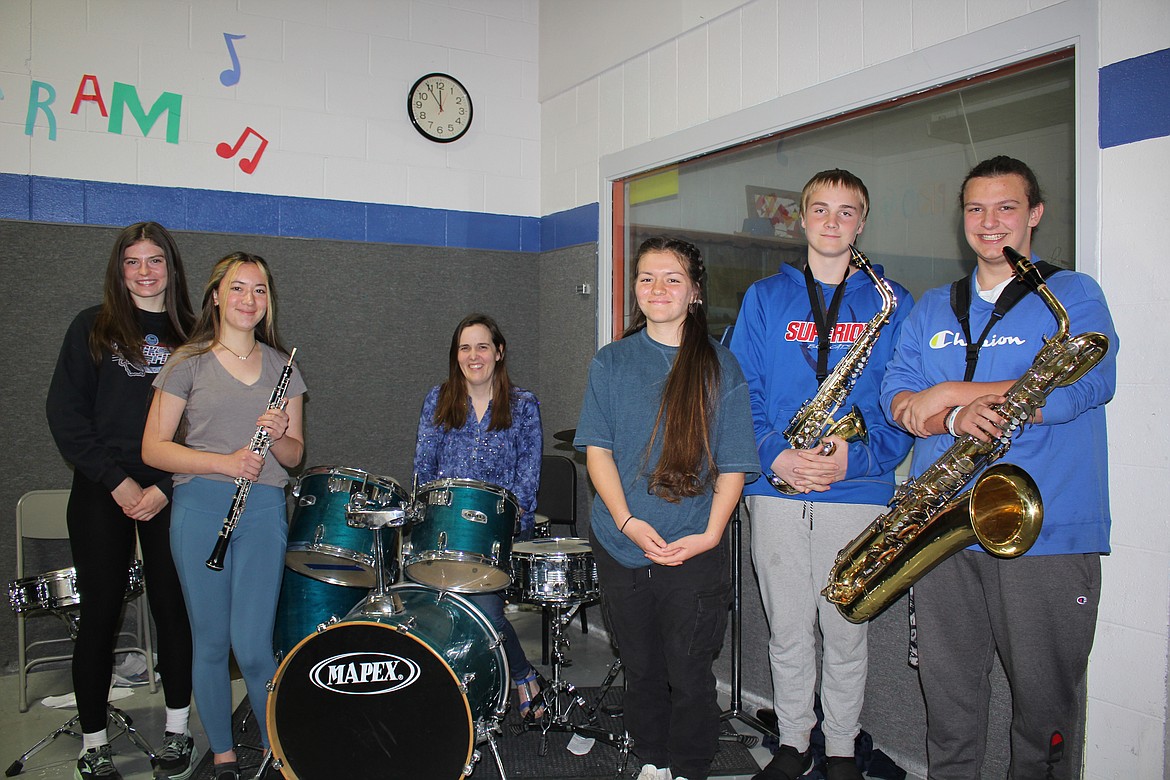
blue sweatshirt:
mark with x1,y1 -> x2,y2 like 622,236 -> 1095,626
730,261 -> 914,504
880,264 -> 1117,555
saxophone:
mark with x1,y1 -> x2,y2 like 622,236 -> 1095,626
822,247 -> 1110,622
768,245 -> 898,494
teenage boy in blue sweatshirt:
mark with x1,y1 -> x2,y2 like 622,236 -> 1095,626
881,156 -> 1117,779
730,169 -> 913,780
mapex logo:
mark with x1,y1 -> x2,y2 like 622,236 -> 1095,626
308,652 -> 420,695
928,330 -> 1027,350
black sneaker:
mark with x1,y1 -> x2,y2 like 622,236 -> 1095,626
151,732 -> 197,780
753,744 -> 812,780
76,745 -> 122,779
213,761 -> 240,780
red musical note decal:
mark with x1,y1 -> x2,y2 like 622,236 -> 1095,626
216,126 -> 268,174
220,33 -> 246,86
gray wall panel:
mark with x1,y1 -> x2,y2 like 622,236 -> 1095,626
0,220 -> 592,674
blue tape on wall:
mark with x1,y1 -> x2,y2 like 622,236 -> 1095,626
1100,47 -> 1170,149
0,174 -> 579,252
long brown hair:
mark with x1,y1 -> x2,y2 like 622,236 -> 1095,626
179,252 -> 290,359
89,222 -> 195,364
624,236 -> 721,501
433,313 -> 514,431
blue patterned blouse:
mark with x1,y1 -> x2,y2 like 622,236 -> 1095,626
413,385 -> 543,535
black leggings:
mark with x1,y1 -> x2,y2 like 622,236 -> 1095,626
67,472 -> 193,733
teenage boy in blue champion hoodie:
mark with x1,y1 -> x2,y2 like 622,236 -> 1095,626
730,169 -> 913,780
880,156 -> 1117,780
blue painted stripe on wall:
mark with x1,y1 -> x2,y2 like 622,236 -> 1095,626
0,173 -> 583,252
541,203 -> 600,250
1100,47 -> 1170,149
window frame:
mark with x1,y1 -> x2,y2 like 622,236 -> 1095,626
598,0 -> 1098,344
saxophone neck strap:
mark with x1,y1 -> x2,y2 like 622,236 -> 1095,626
950,260 -> 1060,382
803,261 -> 850,385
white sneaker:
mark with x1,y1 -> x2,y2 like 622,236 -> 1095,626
636,765 -> 669,780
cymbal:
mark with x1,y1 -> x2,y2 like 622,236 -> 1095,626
553,428 -> 576,442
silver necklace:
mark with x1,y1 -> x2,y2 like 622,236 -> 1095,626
218,340 -> 257,361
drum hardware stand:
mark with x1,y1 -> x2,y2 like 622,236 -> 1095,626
719,504 -> 775,742
5,612 -> 156,777
511,602 -> 634,776
471,720 -> 510,780
347,512 -> 408,621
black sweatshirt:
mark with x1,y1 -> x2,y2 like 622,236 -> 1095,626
46,305 -> 179,497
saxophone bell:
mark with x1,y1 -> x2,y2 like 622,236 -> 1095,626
828,463 -> 1043,623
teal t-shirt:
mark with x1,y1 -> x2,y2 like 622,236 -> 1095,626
574,329 -> 760,568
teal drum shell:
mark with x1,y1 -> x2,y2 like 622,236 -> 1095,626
346,584 -> 509,724
404,478 -> 519,593
285,466 -> 407,588
272,568 -> 366,661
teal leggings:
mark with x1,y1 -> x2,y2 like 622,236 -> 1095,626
171,478 -> 287,754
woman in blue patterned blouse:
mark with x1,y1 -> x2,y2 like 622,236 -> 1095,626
413,313 -> 546,720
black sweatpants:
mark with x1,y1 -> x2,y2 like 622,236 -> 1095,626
592,531 -> 731,780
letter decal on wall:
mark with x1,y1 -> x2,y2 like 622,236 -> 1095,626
216,126 -> 268,174
71,74 -> 108,116
220,33 -> 246,87
25,81 -> 57,139
107,82 -> 181,144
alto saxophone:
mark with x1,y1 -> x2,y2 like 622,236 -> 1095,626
206,348 -> 298,571
822,248 -> 1110,623
768,245 -> 898,494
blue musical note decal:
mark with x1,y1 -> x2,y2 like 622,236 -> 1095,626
219,33 -> 246,87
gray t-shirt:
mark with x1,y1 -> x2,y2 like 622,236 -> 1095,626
153,342 -> 307,488
574,328 -> 759,568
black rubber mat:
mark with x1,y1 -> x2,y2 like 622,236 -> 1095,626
194,687 -> 760,779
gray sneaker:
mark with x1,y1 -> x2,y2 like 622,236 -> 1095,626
75,745 -> 122,779
151,732 -> 197,780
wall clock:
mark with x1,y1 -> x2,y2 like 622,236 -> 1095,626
407,73 -> 473,143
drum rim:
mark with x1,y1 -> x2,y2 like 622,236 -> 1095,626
296,465 -> 406,498
511,537 -> 592,557
267,615 -> 477,779
416,477 -> 520,511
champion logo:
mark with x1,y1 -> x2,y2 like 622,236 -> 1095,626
309,651 -> 420,695
785,320 -> 866,343
928,330 -> 1028,350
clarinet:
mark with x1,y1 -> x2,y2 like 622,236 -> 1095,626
206,348 -> 298,571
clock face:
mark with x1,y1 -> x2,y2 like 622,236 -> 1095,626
407,73 -> 473,143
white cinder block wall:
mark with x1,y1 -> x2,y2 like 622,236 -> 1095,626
539,1 -> 1170,778
0,0 -> 541,216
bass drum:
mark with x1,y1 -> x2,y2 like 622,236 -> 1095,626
267,584 -> 509,780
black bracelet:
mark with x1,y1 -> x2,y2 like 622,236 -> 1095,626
620,515 -> 634,533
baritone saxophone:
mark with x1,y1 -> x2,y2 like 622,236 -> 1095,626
767,245 -> 898,494
822,247 -> 1110,623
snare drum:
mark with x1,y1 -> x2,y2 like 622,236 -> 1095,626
9,560 -> 144,614
286,466 -> 407,588
404,478 -> 519,594
509,538 -> 599,604
267,584 -> 508,780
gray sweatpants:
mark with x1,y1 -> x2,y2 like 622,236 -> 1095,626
914,550 -> 1101,780
746,496 -> 878,758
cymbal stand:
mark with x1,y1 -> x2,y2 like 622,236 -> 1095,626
719,504 -> 777,739
5,612 -> 155,778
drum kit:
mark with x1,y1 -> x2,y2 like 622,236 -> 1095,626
6,561 -> 158,776
264,465 -> 626,780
